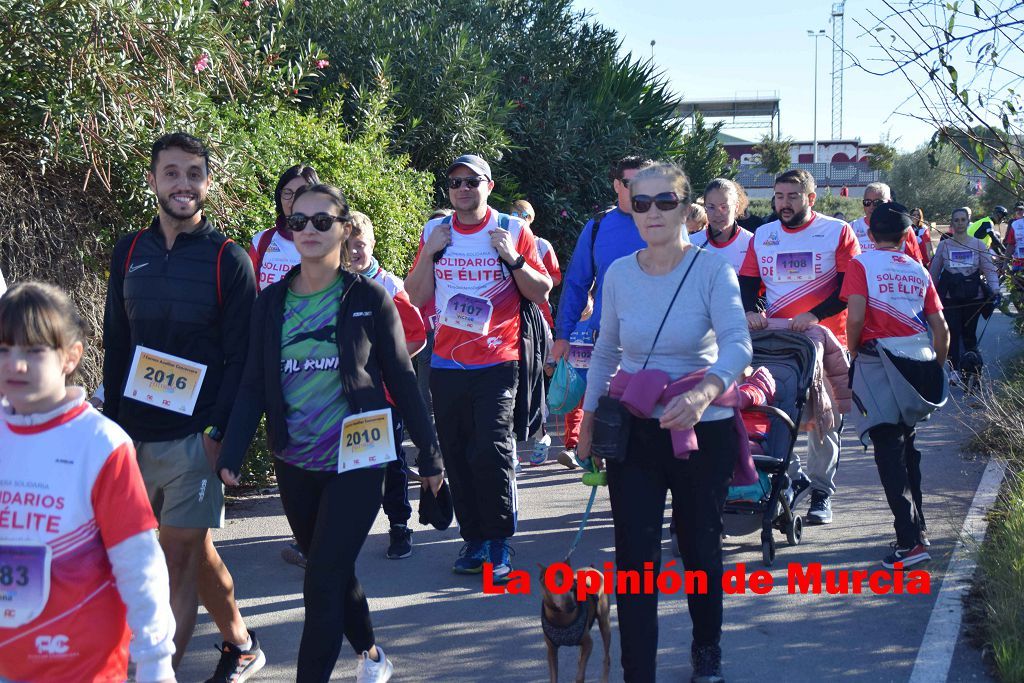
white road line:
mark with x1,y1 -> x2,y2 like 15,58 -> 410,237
909,458 -> 1006,683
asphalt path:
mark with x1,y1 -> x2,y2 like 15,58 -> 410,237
178,311 -> 1023,682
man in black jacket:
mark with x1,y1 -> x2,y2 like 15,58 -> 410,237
103,133 -> 264,681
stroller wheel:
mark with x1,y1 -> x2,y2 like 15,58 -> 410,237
786,515 -> 803,546
761,537 -> 776,567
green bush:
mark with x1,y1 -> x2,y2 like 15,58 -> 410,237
746,196 -> 865,222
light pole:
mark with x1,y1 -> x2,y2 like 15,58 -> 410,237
650,40 -> 656,60
807,29 -> 826,164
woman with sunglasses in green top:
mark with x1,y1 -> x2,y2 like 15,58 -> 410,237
218,184 -> 444,683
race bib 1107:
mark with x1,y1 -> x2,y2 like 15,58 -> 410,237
439,293 -> 493,335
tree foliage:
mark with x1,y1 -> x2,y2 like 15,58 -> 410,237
889,143 -> 978,219
679,113 -> 737,196
866,143 -> 898,172
853,1 -> 1023,201
754,135 -> 794,177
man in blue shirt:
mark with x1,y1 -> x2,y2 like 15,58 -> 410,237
552,156 -> 651,360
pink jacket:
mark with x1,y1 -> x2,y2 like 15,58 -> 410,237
609,369 -> 758,486
762,319 -> 852,435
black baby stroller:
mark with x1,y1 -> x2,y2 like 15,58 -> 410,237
722,329 -> 817,567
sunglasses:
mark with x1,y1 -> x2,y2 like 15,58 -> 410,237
631,192 -> 683,213
511,210 -> 533,220
286,213 -> 346,233
620,178 -> 631,188
281,187 -> 307,201
863,199 -> 884,207
447,176 -> 487,189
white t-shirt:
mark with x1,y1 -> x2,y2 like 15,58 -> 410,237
850,217 -> 923,262
692,226 -> 754,273
249,227 -> 301,291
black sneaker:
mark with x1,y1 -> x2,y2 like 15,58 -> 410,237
281,541 -> 307,569
205,629 -> 266,683
691,642 -> 724,683
806,491 -> 833,525
386,525 -> 413,560
883,543 -> 930,569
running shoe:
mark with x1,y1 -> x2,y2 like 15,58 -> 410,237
488,538 -> 515,582
386,525 -> 412,560
691,642 -> 724,683
529,433 -> 551,465
919,527 -> 931,547
280,541 -> 307,569
205,629 -> 266,683
556,448 -> 579,469
806,491 -> 833,524
453,540 -> 489,574
355,646 -> 393,683
882,543 -> 931,569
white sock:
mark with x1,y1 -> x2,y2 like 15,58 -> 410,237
237,636 -> 253,651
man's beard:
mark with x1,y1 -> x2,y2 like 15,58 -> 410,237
158,193 -> 204,220
780,206 -> 811,228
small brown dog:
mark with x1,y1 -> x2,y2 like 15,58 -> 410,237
538,564 -> 612,683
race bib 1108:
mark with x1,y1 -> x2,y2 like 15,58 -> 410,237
775,251 -> 815,283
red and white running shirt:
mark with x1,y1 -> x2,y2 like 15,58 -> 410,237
1006,218 -> 1024,269
249,227 -> 301,291
840,249 -> 942,344
412,208 -> 545,369
692,225 -> 754,273
850,217 -> 924,263
535,237 -> 560,328
368,266 -> 427,346
739,212 -> 861,343
0,398 -> 157,682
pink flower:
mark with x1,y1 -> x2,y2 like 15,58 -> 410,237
242,0 -> 250,6
193,53 -> 211,74
315,59 -> 330,69
560,210 -> 569,217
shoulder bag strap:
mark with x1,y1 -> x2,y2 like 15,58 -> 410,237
642,248 -> 702,370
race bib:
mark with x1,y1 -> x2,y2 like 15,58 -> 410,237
0,543 -> 51,628
775,251 -> 815,283
440,293 -> 493,335
949,249 -> 974,265
568,343 -> 593,369
124,346 -> 207,416
338,409 -> 396,473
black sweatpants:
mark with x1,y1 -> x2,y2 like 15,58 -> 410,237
869,423 -> 924,548
274,458 -> 385,683
430,362 -> 518,541
607,417 -> 737,683
943,297 -> 983,369
381,416 -> 412,526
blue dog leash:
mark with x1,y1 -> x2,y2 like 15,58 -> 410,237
563,462 -> 605,564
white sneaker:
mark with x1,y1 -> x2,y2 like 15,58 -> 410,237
356,646 -> 393,683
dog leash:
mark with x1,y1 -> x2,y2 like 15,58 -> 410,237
563,484 -> 599,565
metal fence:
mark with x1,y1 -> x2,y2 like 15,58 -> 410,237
735,162 -> 884,189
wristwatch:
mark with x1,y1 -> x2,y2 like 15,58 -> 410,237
204,425 -> 224,442
503,255 -> 526,271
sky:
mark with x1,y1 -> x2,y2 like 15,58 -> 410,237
573,0 -> 940,152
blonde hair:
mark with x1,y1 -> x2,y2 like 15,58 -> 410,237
704,177 -> 749,216
509,200 -> 535,221
347,211 -> 375,243
630,161 -> 692,203
686,204 -> 708,229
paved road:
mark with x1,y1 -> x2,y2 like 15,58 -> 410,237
179,312 -> 1023,682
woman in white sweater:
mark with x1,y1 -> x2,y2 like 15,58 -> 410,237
578,162 -> 752,683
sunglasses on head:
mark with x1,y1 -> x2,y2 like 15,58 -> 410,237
447,176 -> 487,189
631,192 -> 683,213
511,210 -> 533,220
286,213 -> 346,233
863,198 -> 884,207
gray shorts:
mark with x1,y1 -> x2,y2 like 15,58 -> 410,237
136,432 -> 225,529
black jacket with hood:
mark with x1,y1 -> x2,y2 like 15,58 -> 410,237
217,266 -> 444,478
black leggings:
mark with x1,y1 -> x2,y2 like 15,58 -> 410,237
869,424 -> 924,548
607,417 -> 737,683
942,297 -> 984,369
275,458 -> 385,683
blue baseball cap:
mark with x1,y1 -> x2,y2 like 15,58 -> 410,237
446,154 -> 491,180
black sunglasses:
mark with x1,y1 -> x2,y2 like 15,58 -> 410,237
632,192 -> 683,213
447,176 -> 487,189
620,178 -> 631,188
863,198 -> 884,207
286,213 -> 346,233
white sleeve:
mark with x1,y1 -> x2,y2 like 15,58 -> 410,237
0,267 -> 6,297
107,530 -> 176,683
